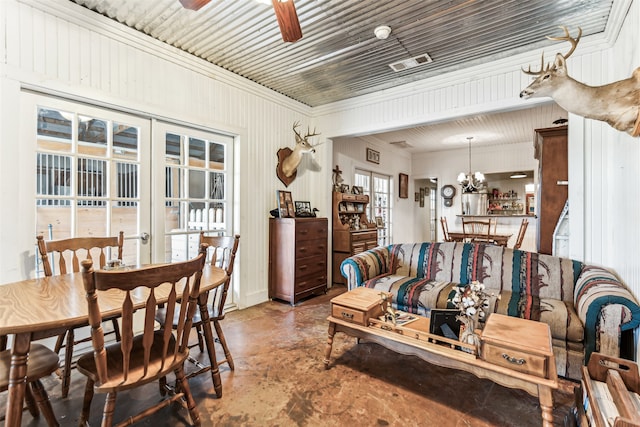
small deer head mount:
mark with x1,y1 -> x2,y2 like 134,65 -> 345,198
520,26 -> 640,137
276,122 -> 322,187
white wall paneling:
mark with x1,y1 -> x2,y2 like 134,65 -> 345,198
321,1 -> 639,299
0,0 -> 321,310
1,0 -> 639,305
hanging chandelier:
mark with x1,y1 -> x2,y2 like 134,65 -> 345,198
457,136 -> 485,193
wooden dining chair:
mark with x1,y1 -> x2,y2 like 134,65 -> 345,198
36,232 -> 124,398
0,344 -> 60,426
440,217 -> 453,242
513,218 -> 529,250
461,218 -> 492,243
76,244 -> 208,427
156,233 -> 240,380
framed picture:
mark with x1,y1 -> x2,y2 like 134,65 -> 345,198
399,173 -> 409,199
415,192 -> 420,202
419,187 -> 425,207
276,190 -> 294,218
375,216 -> 384,228
526,194 -> 535,215
345,202 -> 355,212
294,201 -> 313,217
429,309 -> 462,339
366,148 -> 380,164
352,185 -> 363,195
340,184 -> 350,193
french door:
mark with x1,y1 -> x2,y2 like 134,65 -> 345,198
23,93 -> 152,273
152,122 -> 235,264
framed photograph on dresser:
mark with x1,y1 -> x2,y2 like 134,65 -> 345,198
276,190 -> 294,218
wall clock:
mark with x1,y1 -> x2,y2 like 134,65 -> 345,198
441,184 -> 456,207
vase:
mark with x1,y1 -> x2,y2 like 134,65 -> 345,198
459,317 -> 481,355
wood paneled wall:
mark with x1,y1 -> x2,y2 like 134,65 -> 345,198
0,0 -> 324,309
1,0 -> 638,306
320,1 -> 640,299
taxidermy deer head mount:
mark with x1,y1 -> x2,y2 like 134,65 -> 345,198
520,26 -> 640,137
276,122 -> 322,187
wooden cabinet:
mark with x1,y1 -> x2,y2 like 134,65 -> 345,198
332,192 -> 378,285
534,126 -> 568,255
268,217 -> 328,305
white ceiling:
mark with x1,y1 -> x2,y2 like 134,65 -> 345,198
333,102 -> 568,153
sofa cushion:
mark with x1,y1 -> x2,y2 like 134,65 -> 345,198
362,276 -> 453,317
418,243 -> 582,303
492,291 -> 584,343
389,243 -> 432,279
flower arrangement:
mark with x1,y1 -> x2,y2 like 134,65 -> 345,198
448,281 -> 495,324
448,281 -> 498,354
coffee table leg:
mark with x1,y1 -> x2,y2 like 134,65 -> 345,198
538,385 -> 554,427
323,322 -> 336,370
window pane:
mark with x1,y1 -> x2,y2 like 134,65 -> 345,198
188,201 -> 206,230
189,170 -> 205,198
77,158 -> 107,201
188,137 -> 205,167
37,108 -> 72,152
36,153 -> 72,196
111,201 -> 138,266
115,162 -> 138,202
165,201 -> 181,233
165,133 -> 182,165
77,206 -> 107,235
36,201 -> 71,239
210,172 -> 225,199
113,122 -> 139,161
165,166 -> 183,199
209,141 -> 225,169
78,116 -> 107,156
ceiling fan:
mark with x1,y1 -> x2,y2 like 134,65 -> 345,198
178,0 -> 303,43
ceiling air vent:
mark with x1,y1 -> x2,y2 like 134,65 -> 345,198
389,53 -> 433,72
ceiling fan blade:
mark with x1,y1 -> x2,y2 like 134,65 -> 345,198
272,0 -> 303,43
179,0 -> 211,11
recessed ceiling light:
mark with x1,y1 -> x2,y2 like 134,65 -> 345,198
510,172 -> 527,179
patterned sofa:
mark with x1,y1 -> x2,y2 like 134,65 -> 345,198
340,242 -> 640,380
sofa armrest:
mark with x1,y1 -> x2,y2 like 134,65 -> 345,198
574,265 -> 640,363
340,246 -> 391,290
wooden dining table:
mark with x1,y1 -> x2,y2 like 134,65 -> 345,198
0,264 -> 227,427
448,231 -> 513,247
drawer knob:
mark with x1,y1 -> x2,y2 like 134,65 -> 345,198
341,312 -> 354,320
502,353 -> 526,365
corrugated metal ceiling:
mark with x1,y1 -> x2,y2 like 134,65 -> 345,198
68,0 -> 613,108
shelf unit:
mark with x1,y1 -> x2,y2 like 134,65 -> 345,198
332,192 -> 377,286
488,197 -> 524,215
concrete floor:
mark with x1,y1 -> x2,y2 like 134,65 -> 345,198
4,285 -> 577,426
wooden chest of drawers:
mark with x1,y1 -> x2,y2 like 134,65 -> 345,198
269,217 -> 328,305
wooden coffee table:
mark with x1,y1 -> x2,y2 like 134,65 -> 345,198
324,288 -> 558,426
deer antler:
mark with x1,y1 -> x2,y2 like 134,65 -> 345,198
546,26 -> 582,60
292,121 -> 320,141
522,52 -> 550,76
522,26 -> 582,75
